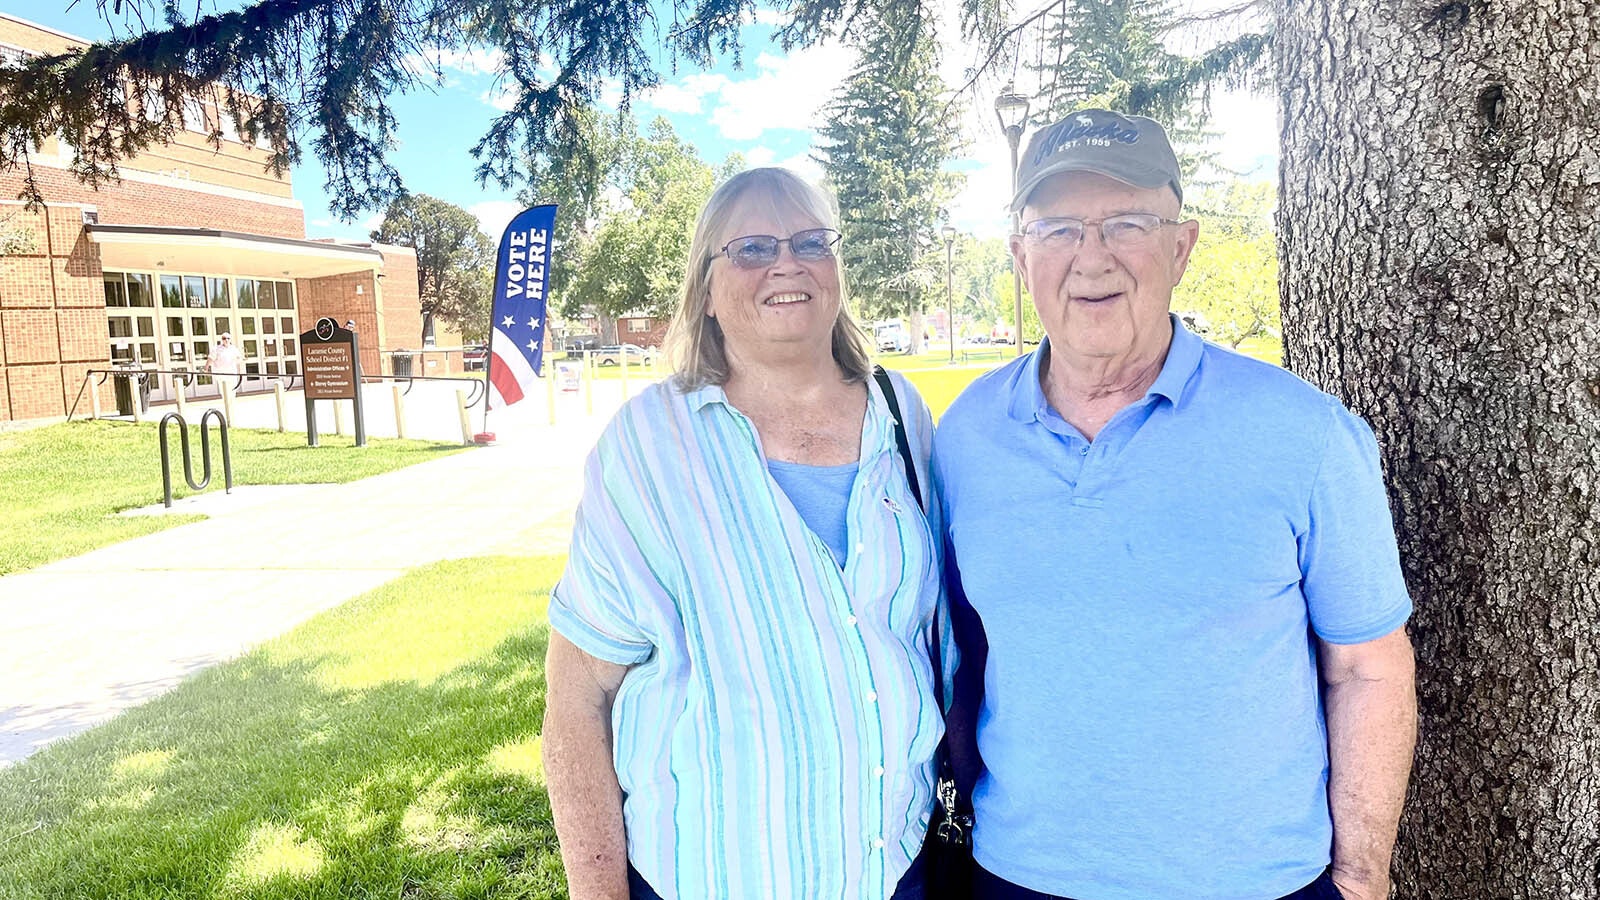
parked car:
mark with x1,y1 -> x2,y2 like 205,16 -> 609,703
593,343 -> 658,367
462,344 -> 488,371
875,322 -> 909,353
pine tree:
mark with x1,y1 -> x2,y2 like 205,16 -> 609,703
814,6 -> 966,340
1028,0 -> 1268,183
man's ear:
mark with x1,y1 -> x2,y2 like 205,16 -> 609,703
1169,218 -> 1200,285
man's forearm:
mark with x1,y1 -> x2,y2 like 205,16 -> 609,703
1323,633 -> 1417,900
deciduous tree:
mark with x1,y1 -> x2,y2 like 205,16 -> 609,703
370,193 -> 493,342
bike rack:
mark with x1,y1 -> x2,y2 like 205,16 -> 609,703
159,409 -> 234,508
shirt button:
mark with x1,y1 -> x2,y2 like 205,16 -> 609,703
846,615 -> 858,626
866,691 -> 878,703
872,837 -> 886,849
1079,446 -> 1089,456
873,765 -> 885,777
855,542 -> 865,553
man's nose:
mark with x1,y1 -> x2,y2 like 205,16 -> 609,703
1070,227 -> 1116,272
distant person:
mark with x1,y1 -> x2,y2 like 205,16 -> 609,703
543,167 -> 946,899
207,333 -> 243,376
934,109 -> 1417,900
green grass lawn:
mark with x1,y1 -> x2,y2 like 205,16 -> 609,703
0,421 -> 468,575
0,555 -> 566,900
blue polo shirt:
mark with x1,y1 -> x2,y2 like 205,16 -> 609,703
932,318 -> 1411,900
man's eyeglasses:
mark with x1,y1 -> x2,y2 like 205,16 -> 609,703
1020,213 -> 1182,251
717,228 -> 842,269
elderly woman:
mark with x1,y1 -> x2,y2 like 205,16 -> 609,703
542,167 -> 944,900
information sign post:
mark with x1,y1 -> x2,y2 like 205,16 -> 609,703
299,317 -> 366,447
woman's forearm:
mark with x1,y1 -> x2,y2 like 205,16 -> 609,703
543,634 -> 630,900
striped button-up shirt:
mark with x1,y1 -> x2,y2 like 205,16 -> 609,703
550,370 -> 944,900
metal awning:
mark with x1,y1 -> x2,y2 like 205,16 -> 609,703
86,225 -> 384,278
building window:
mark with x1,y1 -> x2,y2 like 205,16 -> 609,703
626,319 -> 651,333
182,97 -> 207,133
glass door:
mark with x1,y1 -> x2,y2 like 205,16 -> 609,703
103,273 -> 159,373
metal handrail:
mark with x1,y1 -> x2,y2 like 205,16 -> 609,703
158,410 -> 233,508
359,373 -> 487,407
68,367 -> 310,420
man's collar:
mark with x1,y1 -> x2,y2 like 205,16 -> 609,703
1006,312 -> 1204,423
1148,312 -> 1203,405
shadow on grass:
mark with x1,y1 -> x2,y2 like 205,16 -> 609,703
0,624 -> 564,899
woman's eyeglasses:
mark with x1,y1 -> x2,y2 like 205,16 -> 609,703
717,228 -> 841,269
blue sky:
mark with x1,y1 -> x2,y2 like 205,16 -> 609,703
15,4 -> 1276,245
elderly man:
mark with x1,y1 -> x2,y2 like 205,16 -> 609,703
933,109 -> 1417,900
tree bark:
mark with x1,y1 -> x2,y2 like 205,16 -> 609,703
1276,1 -> 1600,895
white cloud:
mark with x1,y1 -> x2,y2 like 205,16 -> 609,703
744,146 -> 776,167
469,200 -> 526,240
945,157 -> 1013,237
310,218 -> 333,229
407,47 -> 506,79
361,213 -> 386,234
705,46 -> 856,141
750,8 -> 787,26
480,83 -> 516,112
641,73 -> 729,114
771,150 -> 823,183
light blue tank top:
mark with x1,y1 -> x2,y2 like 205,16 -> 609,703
766,458 -> 858,567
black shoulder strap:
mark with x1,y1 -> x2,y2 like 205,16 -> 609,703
873,365 -> 953,729
872,365 -> 924,512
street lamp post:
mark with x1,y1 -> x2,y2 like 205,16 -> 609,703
941,223 -> 957,363
995,84 -> 1030,356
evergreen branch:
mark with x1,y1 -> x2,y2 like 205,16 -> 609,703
948,0 -> 1061,99
1162,0 -> 1268,33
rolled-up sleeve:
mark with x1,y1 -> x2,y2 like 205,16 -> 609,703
550,448 -> 656,665
1299,402 -> 1414,644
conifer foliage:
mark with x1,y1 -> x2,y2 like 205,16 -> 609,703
814,6 -> 965,324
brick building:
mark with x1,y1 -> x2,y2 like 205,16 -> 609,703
0,12 -> 428,422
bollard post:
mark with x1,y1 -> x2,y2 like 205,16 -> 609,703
583,349 -> 594,416
131,378 -> 145,424
273,382 -> 287,432
620,347 -> 630,399
220,379 -> 235,426
333,399 -> 347,436
88,376 -> 101,420
174,376 -> 188,420
455,388 -> 472,445
392,384 -> 407,439
546,367 -> 557,425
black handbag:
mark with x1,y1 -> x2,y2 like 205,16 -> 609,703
873,366 -> 975,899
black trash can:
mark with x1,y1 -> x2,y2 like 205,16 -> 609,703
391,351 -> 414,377
112,371 -> 134,416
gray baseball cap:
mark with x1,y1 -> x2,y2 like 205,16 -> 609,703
1009,109 -> 1183,212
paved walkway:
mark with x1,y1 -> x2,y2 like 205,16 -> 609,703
0,378 -> 644,765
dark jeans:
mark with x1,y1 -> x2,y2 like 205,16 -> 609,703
628,851 -> 926,900
973,863 -> 1345,900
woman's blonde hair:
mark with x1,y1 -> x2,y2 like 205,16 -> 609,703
665,167 -> 873,390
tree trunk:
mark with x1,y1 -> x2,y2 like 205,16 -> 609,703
1276,2 -> 1600,895
909,298 -> 925,356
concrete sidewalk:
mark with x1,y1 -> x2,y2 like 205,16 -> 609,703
0,384 -> 638,765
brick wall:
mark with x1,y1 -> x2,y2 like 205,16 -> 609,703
1,16 -> 297,202
0,203 -> 107,420
296,271 -> 382,377
375,244 -> 421,355
618,316 -> 668,348
0,166 -> 304,239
